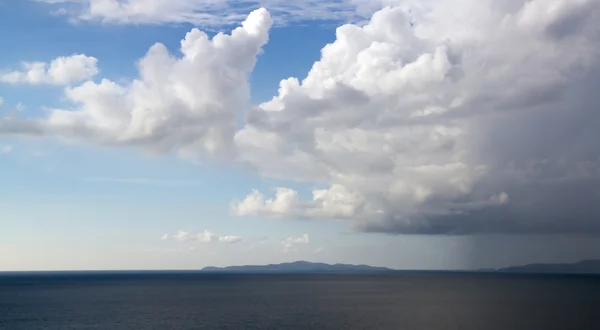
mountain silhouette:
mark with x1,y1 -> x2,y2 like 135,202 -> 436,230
201,261 -> 392,273
497,260 -> 600,274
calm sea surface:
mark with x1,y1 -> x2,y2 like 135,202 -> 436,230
1,272 -> 599,330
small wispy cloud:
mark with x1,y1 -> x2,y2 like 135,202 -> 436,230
35,0 -> 378,28
218,235 -> 243,243
30,150 -> 48,157
0,145 -> 13,155
85,177 -> 202,187
162,230 -> 243,244
282,233 -> 309,252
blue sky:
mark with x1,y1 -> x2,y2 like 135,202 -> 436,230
2,0 -> 600,271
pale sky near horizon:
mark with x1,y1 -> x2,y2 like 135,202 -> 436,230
2,0 -> 600,271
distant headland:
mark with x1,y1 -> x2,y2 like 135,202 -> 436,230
201,261 -> 393,273
496,259 -> 600,274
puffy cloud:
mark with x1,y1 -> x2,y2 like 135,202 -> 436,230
0,8 -> 272,159
37,0 -> 378,27
233,0 -> 600,235
162,230 -> 242,244
231,185 -> 366,219
282,233 -> 309,251
1,54 -> 98,85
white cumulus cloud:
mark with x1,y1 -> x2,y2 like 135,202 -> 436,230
0,8 -> 272,160
162,230 -> 242,244
232,0 -> 600,235
231,185 -> 366,219
1,54 -> 98,85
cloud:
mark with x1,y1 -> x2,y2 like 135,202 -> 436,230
218,235 -> 243,243
5,2 -> 600,236
0,8 -> 272,160
15,102 -> 25,112
231,185 -> 365,219
0,145 -> 13,155
0,97 -> 4,107
162,230 -> 242,244
85,177 -> 202,187
1,54 -> 98,85
30,150 -> 48,158
282,233 -> 309,251
232,0 -> 600,235
36,0 -> 381,27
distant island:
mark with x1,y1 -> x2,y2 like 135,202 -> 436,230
497,260 -> 600,274
201,261 -> 393,273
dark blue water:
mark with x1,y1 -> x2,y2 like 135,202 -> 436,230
1,272 -> 599,329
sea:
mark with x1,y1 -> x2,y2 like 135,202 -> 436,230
1,272 -> 599,330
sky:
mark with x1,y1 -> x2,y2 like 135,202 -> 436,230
1,0 -> 600,271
